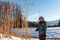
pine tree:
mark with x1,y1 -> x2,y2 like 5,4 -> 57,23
58,19 -> 60,26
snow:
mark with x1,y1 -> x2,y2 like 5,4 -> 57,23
0,27 -> 60,40
0,34 -> 39,40
12,27 -> 60,38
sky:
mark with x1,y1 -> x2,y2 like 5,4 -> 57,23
0,0 -> 60,22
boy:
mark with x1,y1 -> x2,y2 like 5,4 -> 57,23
36,16 -> 47,40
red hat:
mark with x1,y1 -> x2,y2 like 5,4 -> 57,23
38,16 -> 44,21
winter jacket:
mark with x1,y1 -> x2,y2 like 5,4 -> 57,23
36,21 -> 47,33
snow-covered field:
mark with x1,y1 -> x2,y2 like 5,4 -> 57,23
0,27 -> 60,40
12,27 -> 60,38
0,34 -> 38,40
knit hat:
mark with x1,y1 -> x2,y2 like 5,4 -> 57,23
38,16 -> 44,22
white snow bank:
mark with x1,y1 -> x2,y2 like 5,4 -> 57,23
12,27 -> 60,38
0,27 -> 60,40
0,36 -> 39,40
0,34 -> 39,40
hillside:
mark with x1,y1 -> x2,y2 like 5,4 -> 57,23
28,20 -> 59,27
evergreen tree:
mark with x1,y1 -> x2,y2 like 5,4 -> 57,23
58,19 -> 60,26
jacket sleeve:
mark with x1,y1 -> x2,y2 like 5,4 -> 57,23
44,22 -> 47,31
43,21 -> 47,28
36,27 -> 39,31
36,23 -> 40,31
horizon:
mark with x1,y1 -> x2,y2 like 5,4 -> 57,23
28,19 -> 59,22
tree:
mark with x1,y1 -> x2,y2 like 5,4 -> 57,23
58,19 -> 60,26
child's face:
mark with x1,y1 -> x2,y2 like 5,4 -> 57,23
40,18 -> 44,21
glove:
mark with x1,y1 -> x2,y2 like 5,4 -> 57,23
36,28 -> 39,31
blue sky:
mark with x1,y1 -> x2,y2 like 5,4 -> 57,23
1,0 -> 60,21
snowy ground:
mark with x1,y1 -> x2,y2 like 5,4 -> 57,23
0,34 -> 38,40
12,27 -> 60,38
0,27 -> 60,40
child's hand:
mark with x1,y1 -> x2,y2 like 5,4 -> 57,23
35,28 -> 39,31
39,32 -> 45,35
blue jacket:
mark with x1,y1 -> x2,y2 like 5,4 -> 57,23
36,21 -> 47,33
